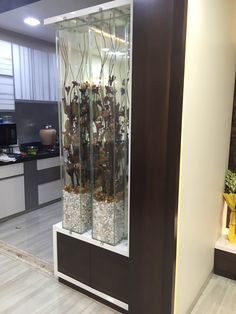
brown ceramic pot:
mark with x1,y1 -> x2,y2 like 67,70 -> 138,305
39,124 -> 57,147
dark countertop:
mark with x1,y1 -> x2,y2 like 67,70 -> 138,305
0,143 -> 60,167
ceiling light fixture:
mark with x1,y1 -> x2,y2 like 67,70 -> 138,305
24,17 -> 41,26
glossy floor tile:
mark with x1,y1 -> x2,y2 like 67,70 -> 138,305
0,252 -> 119,314
1,204 -> 236,314
191,274 -> 236,314
0,202 -> 62,263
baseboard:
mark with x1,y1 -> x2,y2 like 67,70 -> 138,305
59,277 -> 128,313
0,198 -> 61,223
186,271 -> 213,314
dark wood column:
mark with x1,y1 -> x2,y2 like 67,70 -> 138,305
129,1 -> 188,313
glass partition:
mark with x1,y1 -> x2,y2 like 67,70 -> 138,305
57,4 -> 130,245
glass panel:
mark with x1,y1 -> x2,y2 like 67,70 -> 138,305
58,20 -> 92,234
57,4 -> 130,246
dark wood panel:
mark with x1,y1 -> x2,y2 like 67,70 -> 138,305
129,0 -> 187,313
162,1 -> 188,313
57,233 -> 90,285
214,249 -> 236,280
0,0 -> 40,13
90,246 -> 129,303
37,166 -> 60,184
24,160 -> 38,210
228,80 -> 236,170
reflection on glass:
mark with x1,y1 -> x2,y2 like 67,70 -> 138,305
57,5 -> 130,245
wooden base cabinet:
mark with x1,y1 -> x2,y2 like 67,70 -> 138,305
214,249 -> 236,280
214,236 -> 236,280
54,227 -> 129,312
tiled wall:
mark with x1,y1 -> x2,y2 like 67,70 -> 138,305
1,101 -> 59,144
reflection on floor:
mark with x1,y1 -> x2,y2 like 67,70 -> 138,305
0,202 -> 62,263
0,252 -> 118,314
4,203 -> 236,313
191,274 -> 236,314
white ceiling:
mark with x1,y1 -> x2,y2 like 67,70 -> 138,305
0,0 -> 110,43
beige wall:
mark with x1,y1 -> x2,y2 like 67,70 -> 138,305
175,1 -> 236,313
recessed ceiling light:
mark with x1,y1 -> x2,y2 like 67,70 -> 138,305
24,17 -> 41,26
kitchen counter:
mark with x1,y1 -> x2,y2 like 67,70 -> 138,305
0,150 -> 61,221
0,146 -> 60,167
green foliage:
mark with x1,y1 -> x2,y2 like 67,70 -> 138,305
225,170 -> 236,194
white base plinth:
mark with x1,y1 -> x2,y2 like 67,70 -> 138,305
53,222 -> 129,257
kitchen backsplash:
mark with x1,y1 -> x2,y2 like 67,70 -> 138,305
1,101 -> 59,144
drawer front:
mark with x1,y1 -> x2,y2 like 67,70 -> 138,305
37,166 -> 60,185
57,233 -> 90,285
38,179 -> 62,204
37,157 -> 61,170
0,163 -> 24,179
0,176 -> 25,219
91,246 -> 129,303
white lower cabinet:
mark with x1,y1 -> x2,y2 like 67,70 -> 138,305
0,175 -> 25,219
0,163 -> 23,179
0,159 -> 61,220
38,179 -> 62,205
37,156 -> 61,170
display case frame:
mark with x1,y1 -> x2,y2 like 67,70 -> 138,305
45,0 -> 188,312
51,0 -> 132,250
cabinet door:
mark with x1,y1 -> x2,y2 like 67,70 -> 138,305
13,44 -> 57,101
0,175 -> 25,219
0,40 -> 13,76
32,49 -> 49,101
12,44 -> 33,100
38,179 -> 61,205
48,52 -> 57,101
90,246 -> 129,303
57,233 -> 90,285
0,75 -> 15,110
0,41 -> 14,110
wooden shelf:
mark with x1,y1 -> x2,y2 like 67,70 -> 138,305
53,222 -> 129,257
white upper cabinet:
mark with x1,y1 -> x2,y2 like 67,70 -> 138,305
0,76 -> 15,110
0,40 -> 13,76
0,41 -> 14,110
13,44 -> 57,102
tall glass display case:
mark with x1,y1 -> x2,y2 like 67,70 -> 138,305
57,3 -> 130,245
